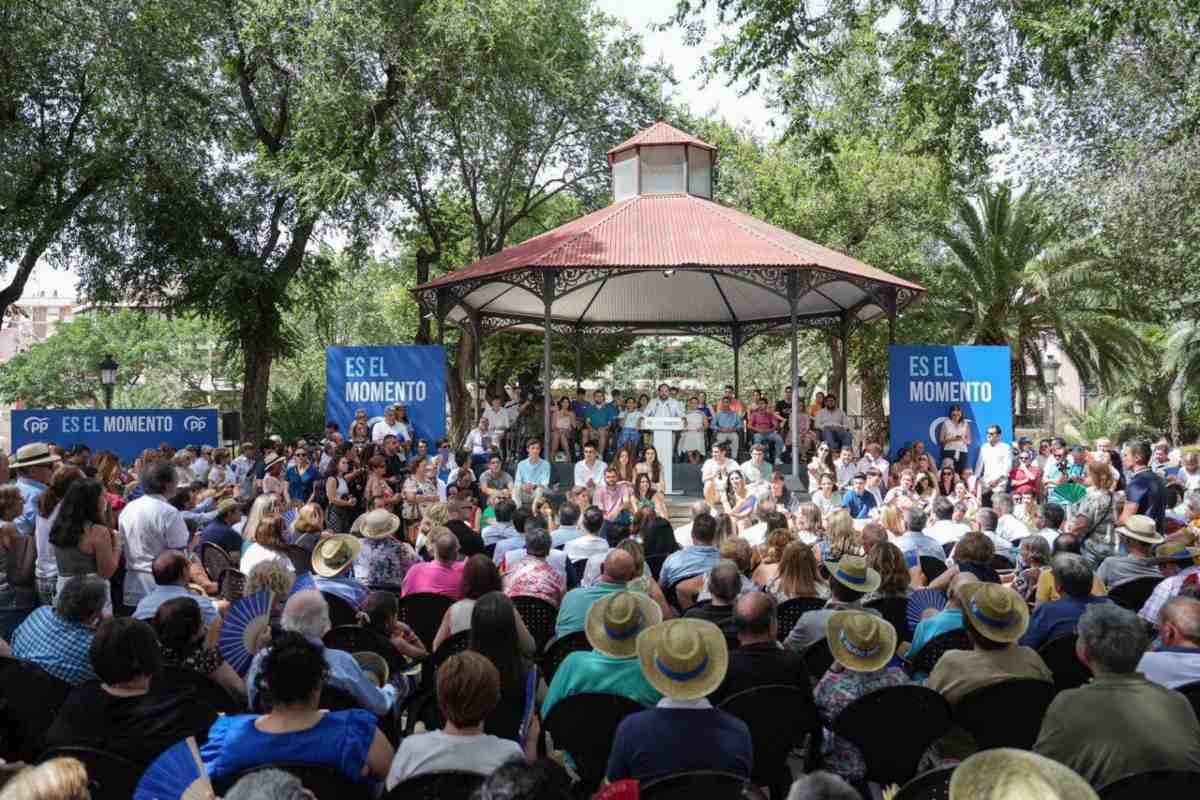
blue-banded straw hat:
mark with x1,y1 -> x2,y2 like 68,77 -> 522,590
950,748 -> 1097,800
585,591 -> 661,658
830,555 -> 882,594
636,619 -> 728,700
826,611 -> 897,672
958,582 -> 1030,643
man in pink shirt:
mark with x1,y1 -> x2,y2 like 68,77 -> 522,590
748,397 -> 786,464
401,527 -> 466,599
593,467 -> 632,523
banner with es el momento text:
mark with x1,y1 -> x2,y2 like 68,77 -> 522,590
12,409 -> 219,463
325,346 -> 447,442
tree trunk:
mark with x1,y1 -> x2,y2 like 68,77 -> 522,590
414,247 -> 436,345
858,363 -> 888,445
241,336 -> 273,443
825,332 -> 845,404
1169,369 -> 1185,445
445,330 -> 477,447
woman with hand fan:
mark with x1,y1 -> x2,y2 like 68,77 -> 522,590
200,632 -> 394,785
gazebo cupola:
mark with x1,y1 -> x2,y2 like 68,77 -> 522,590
607,120 -> 715,202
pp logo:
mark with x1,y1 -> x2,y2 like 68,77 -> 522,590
23,417 -> 50,434
183,415 -> 208,432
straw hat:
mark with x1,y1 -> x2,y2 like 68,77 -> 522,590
352,509 -> 401,540
636,619 -> 728,700
1153,540 -> 1200,565
586,591 -> 662,659
312,534 -> 363,577
262,453 -> 287,472
826,611 -> 897,672
1115,514 -> 1164,545
353,651 -> 389,688
950,748 -> 1097,800
830,555 -> 882,594
958,582 -> 1030,643
11,442 -> 57,469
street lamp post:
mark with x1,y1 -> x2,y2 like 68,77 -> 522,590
1043,353 -> 1060,435
99,353 -> 118,410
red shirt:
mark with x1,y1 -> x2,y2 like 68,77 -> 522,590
748,409 -> 776,432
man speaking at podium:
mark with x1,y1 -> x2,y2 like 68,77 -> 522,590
644,383 -> 684,419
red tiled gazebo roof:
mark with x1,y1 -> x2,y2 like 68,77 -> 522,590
607,120 -> 717,157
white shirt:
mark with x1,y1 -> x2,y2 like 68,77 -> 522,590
119,494 -> 191,606
1137,650 -> 1200,690
385,731 -> 523,790
834,459 -> 859,488
573,458 -> 607,489
975,441 -> 1013,486
372,420 -> 406,444
926,519 -> 971,546
34,505 -> 63,580
502,549 -> 568,583
1176,467 -> 1200,491
702,458 -> 732,483
644,397 -> 684,418
240,542 -> 296,577
857,455 -> 889,485
940,419 -> 971,453
463,428 -> 490,455
483,407 -> 509,432
564,535 -> 610,563
815,408 -> 850,430
996,513 -> 1030,542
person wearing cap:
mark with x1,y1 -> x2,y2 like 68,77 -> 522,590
312,534 -> 368,610
10,442 -> 58,538
260,453 -> 291,506
196,498 -> 244,554
784,555 -> 883,655
1139,538 -> 1200,624
542,591 -> 663,720
951,748 -> 1100,800
1137,595 -> 1200,689
604,618 -> 751,784
710,593 -> 809,705
927,582 -> 1052,706
1095,514 -> 1164,589
1020,554 -> 1113,651
352,509 -> 419,590
1035,603 -> 1200,788
815,611 -> 911,785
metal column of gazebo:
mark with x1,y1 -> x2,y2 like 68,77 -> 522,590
412,122 -> 925,485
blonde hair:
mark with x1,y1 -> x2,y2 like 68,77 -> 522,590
795,502 -> 822,534
880,505 -> 905,536
247,559 -> 297,598
423,502 -> 450,527
776,542 -> 826,598
0,757 -> 90,800
244,494 -> 279,541
764,528 -> 795,563
1087,459 -> 1114,491
824,510 -> 862,560
293,502 -> 324,534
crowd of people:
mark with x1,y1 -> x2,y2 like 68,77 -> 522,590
0,388 -> 1199,799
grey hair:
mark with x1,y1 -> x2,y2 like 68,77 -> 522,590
708,560 -> 741,603
224,769 -> 315,800
991,492 -> 1013,514
786,770 -> 861,800
690,499 -> 711,520
975,507 -> 998,532
904,505 -> 927,533
1161,596 -> 1200,644
1050,553 -> 1093,598
1078,603 -> 1148,674
281,590 -> 332,639
524,527 -> 551,558
55,575 -> 107,623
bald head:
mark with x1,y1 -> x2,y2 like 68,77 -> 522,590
602,549 -> 636,583
1162,596 -> 1200,645
152,550 -> 189,586
281,590 -> 331,638
734,592 -> 775,642
947,572 -> 979,609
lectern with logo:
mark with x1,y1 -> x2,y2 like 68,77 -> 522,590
642,416 -> 684,494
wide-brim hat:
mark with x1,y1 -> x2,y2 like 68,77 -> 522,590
352,509 -> 401,540
830,555 -> 882,594
958,582 -> 1029,643
950,748 -> 1098,800
1115,514 -> 1164,545
11,442 -> 58,469
636,619 -> 728,701
586,591 -> 662,658
312,534 -> 363,577
826,611 -> 897,672
353,651 -> 389,688
1153,540 -> 1200,565
262,454 -> 286,472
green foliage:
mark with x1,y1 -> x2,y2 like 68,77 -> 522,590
267,377 -> 325,443
1064,397 -> 1138,444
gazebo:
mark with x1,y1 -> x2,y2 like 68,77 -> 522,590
412,121 -> 925,482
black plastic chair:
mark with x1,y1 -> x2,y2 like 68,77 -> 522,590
211,762 -> 370,798
718,684 -> 821,798
218,568 -> 246,602
919,556 -> 947,583
907,627 -> 971,676
866,596 -> 911,641
544,693 -> 646,791
567,559 -> 589,588
831,685 -> 953,787
1108,576 -> 1163,612
0,658 -> 72,762
776,597 -> 827,642
641,771 -> 752,799
201,542 -> 235,582
989,553 -> 1015,571
1098,769 -> 1200,799
1038,634 -> 1092,693
954,678 -> 1057,750
403,686 -> 445,736
541,630 -> 592,684
1175,679 -> 1200,720
384,770 -> 486,800
39,747 -> 141,800
423,630 -> 471,687
802,638 -> 834,682
286,544 -> 313,574
318,685 -> 360,711
322,592 -> 360,628
324,625 -> 409,677
894,764 -> 957,800
646,552 -> 669,581
942,541 -> 955,557
153,665 -> 244,714
511,595 -> 559,654
398,592 -> 456,651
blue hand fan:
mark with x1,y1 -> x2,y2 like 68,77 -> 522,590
907,588 -> 948,632
218,590 -> 274,676
290,571 -> 316,596
135,737 -> 213,800
282,508 -> 298,528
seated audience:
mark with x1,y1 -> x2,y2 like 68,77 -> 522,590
556,549 -> 640,637
474,759 -> 572,800
0,757 -> 91,800
563,505 -> 610,564
605,619 -> 752,783
949,749 -> 1098,800
682,560 -> 741,637
503,527 -> 567,607
658,512 -> 721,589
470,592 -> 544,748
785,556 -> 882,654
1035,534 -> 1109,605
785,771 -> 861,800
44,617 -> 217,766
907,573 -> 977,670
196,498 -> 244,554
12,575 -> 105,686
433,555 -> 535,655
1011,535 -> 1052,604
401,527 -> 466,599
133,550 -> 220,626
223,769 -> 312,800
240,514 -> 295,577
1020,554 -> 1112,650
153,596 -> 246,700
815,612 -> 910,786
1139,542 -> 1200,625
547,501 -> 583,549
767,541 -> 830,602
930,530 -> 1001,591
894,506 -> 947,564
1138,595 -> 1200,688
446,499 -> 484,557
313,534 -> 368,610
711,592 -> 810,705
482,498 -> 518,547
201,632 -> 394,784
862,542 -> 912,604
385,652 -> 525,788
1097,514 -> 1165,589
925,496 -> 971,547
1035,603 -> 1200,788
352,509 -> 419,590
361,591 -> 427,661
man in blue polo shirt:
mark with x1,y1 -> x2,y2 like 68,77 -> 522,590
841,473 -> 877,519
585,389 -> 618,459
1020,553 -> 1111,650
658,514 -> 720,589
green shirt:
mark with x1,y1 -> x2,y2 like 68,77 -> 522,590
541,651 -> 662,719
555,581 -> 636,637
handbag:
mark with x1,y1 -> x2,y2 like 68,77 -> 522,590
6,533 -> 36,589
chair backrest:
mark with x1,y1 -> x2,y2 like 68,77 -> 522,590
989,553 -> 1015,571
866,596 -> 911,641
201,542 -> 234,582
919,556 -> 947,583
318,684 -> 360,711
423,630 -> 472,687
153,665 -> 244,714
832,685 -> 953,787
894,764 -> 957,800
1038,634 -> 1093,693
645,553 -> 669,581
218,568 -> 246,602
1098,769 -> 1200,799
384,770 -> 486,800
1175,680 -> 1200,721
322,592 -> 359,628
567,559 -> 589,588
1107,576 -> 1163,612
802,638 -> 834,683
286,544 -> 313,575
954,678 -> 1057,750
397,592 -> 456,651
544,693 -> 647,790
511,595 -> 559,654
39,747 -> 141,800
718,684 -> 821,792
541,630 -> 593,684
323,625 -> 408,677
640,771 -> 751,799
908,628 -> 971,676
0,658 -> 72,762
942,541 -> 955,557
775,597 -> 827,642
211,762 -> 370,798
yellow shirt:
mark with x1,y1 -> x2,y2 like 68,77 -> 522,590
1034,570 -> 1107,606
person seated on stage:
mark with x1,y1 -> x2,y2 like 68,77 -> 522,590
462,416 -> 494,470
840,473 -> 877,520
815,395 -> 853,452
573,443 -> 607,495
747,396 -> 787,464
514,440 -> 551,507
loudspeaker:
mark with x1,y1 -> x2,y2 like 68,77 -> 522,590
221,412 -> 241,443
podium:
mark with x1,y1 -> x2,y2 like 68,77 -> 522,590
643,416 -> 684,494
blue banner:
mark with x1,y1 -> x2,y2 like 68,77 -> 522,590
12,409 -> 219,463
888,346 -> 1013,465
325,346 -> 447,443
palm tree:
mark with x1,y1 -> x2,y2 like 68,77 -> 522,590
1065,397 -> 1137,443
1163,319 -> 1200,441
930,183 -> 1147,413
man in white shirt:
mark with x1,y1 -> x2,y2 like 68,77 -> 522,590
834,447 -> 858,489
371,407 -> 406,445
462,416 -> 492,468
564,506 -> 611,563
120,462 -> 191,607
926,497 -> 971,546
701,444 -> 734,498
1137,597 -> 1200,689
815,395 -> 852,451
191,446 -> 211,483
644,383 -> 684,418
974,424 -> 1013,508
857,441 -> 889,486
482,397 -> 510,451
573,443 -> 606,492
673,500 -> 712,549
993,492 -> 1029,542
